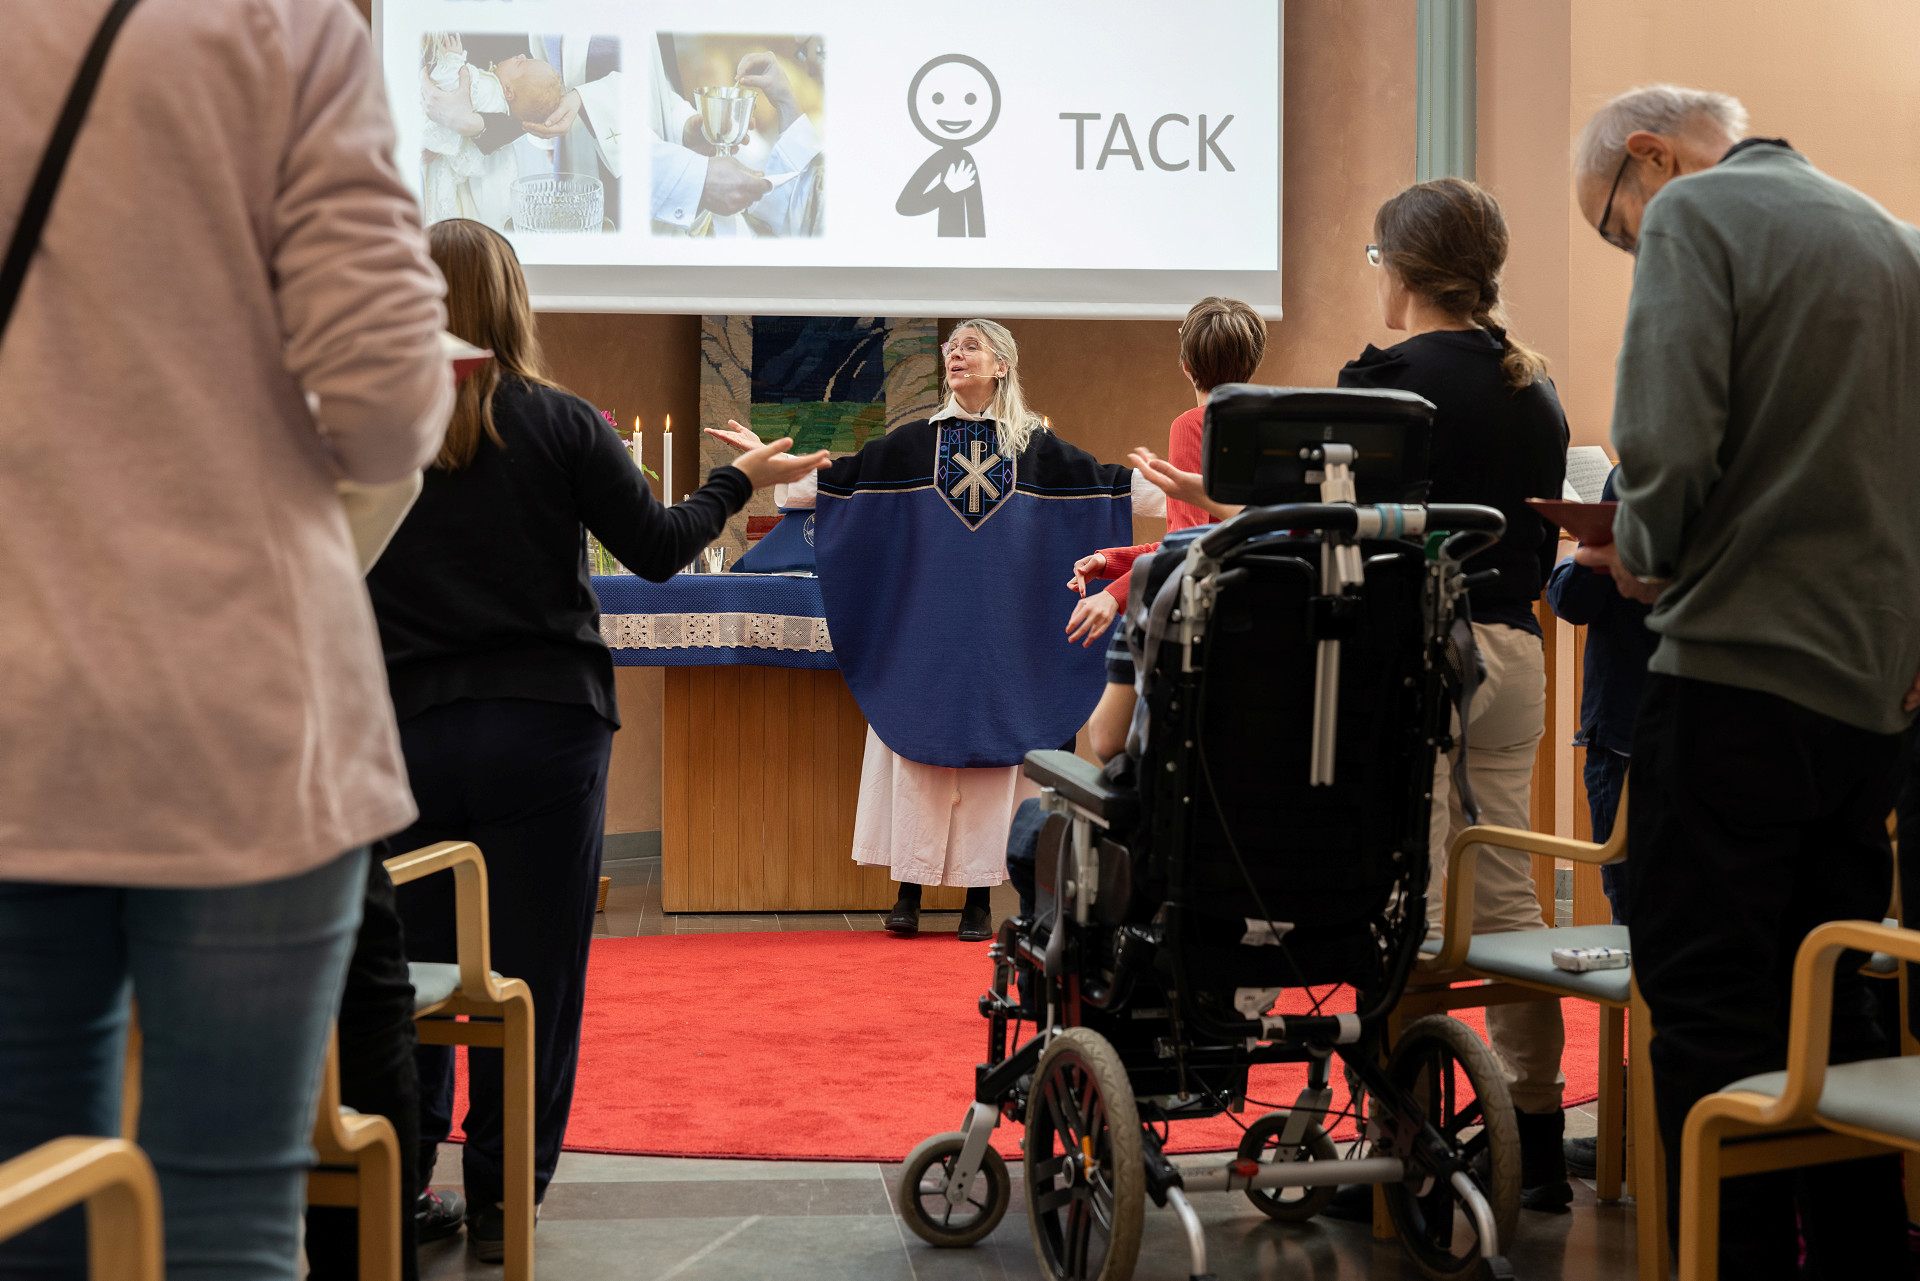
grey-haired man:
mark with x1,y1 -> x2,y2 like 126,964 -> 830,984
1572,84 -> 1920,1276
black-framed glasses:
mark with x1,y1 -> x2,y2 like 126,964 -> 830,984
1597,152 -> 1634,251
1365,243 -> 1381,267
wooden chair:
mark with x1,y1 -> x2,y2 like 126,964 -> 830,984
0,1138 -> 161,1281
1397,785 -> 1670,1276
307,1029 -> 402,1281
384,840 -> 535,1281
1678,919 -> 1920,1281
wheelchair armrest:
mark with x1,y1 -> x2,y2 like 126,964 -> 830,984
1023,750 -> 1137,829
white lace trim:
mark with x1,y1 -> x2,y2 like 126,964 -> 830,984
600,612 -> 834,653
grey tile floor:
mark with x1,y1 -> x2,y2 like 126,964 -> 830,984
420,1121 -> 1636,1281
436,853 -> 1636,1278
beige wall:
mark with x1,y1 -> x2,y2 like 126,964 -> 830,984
1482,0 -> 1920,449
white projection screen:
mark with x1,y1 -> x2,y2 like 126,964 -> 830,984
375,1 -> 1283,318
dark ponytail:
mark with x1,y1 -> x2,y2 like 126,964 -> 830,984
1373,178 -> 1548,389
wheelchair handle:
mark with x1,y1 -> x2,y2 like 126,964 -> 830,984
1197,502 -> 1506,559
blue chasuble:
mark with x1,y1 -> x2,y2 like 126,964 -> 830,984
813,416 -> 1134,768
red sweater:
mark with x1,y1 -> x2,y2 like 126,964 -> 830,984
1094,406 -> 1214,610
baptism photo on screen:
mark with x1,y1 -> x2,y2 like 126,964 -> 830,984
651,33 -> 826,239
416,32 -> 623,235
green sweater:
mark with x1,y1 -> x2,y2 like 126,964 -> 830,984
1612,141 -> 1920,734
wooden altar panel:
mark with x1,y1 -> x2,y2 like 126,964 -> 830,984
662,666 -> 967,913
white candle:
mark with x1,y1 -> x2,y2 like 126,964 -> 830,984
629,416 -> 643,470
663,414 -> 673,506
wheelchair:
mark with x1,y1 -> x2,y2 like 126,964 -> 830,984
898,387 -> 1521,1281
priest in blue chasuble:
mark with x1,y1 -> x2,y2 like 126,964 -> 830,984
707,320 -> 1164,940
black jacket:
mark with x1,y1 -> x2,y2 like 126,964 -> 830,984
1339,329 -> 1568,632
367,377 -> 748,726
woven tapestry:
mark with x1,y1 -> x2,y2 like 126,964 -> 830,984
699,316 -> 942,559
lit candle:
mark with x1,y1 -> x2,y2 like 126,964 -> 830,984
629,416 -> 643,470
662,414 -> 673,507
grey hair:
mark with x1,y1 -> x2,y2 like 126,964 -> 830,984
948,319 -> 1046,457
1574,84 -> 1749,179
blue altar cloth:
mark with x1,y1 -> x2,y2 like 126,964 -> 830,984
591,573 -> 837,669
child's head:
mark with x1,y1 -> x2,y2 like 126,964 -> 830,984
494,54 -> 566,124
1178,297 -> 1267,392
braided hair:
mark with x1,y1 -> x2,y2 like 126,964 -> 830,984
1373,178 -> 1548,390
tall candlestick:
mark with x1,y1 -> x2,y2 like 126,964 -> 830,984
629,416 -> 643,470
662,413 -> 674,506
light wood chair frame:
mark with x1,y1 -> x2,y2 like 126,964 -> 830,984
1678,919 -> 1920,1281
1393,787 -> 1670,1277
307,1028 -> 402,1281
385,840 -> 536,1281
0,1138 -> 161,1281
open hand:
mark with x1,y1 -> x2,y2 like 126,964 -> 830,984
521,89 -> 582,139
703,420 -> 765,453
942,160 -> 977,193
1067,552 -> 1107,596
1128,447 -> 1243,521
735,51 -> 800,129
733,436 -> 829,489
1572,542 -> 1670,604
1066,590 -> 1119,648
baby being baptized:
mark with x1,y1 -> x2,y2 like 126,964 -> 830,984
421,37 -> 567,222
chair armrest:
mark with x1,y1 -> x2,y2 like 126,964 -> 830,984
1422,809 -> 1628,975
1023,750 -> 1137,830
1758,920 -> 1920,1125
0,1138 -> 161,1279
383,841 -> 502,1004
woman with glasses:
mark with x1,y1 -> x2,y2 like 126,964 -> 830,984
707,320 -> 1162,941
1338,178 -> 1573,1214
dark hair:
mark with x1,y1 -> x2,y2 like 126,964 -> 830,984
1179,296 -> 1268,391
1373,178 -> 1547,389
426,219 -> 559,469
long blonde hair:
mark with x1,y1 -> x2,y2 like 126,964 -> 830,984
949,319 -> 1046,456
426,219 -> 560,468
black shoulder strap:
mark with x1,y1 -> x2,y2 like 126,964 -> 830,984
0,0 -> 145,346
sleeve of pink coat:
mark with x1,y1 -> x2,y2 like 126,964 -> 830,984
273,0 -> 451,484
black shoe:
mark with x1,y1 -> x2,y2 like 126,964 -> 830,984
466,1203 -> 504,1263
1516,1109 -> 1573,1213
957,902 -> 993,942
884,899 -> 920,936
417,1188 -> 466,1244
1322,1183 -> 1375,1223
1564,1134 -> 1599,1181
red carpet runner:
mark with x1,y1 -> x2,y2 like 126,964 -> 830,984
452,931 -> 1601,1162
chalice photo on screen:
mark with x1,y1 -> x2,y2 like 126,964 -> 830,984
650,33 -> 826,239
415,32 -> 624,236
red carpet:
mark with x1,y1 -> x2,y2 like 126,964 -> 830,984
450,932 -> 1601,1163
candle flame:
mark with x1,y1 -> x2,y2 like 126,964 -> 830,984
632,415 -> 641,434
665,414 -> 672,432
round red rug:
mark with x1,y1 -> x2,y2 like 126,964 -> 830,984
450,931 -> 1600,1162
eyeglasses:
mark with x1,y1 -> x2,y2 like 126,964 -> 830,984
943,340 -> 994,359
1597,153 -> 1634,252
1365,243 -> 1381,267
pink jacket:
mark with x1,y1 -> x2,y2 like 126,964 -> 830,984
0,0 -> 450,886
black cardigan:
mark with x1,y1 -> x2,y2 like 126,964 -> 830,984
367,377 -> 750,726
1339,329 -> 1569,633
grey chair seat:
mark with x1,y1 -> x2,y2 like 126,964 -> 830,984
1423,924 -> 1632,1004
409,961 -> 503,1015
1726,1057 -> 1920,1144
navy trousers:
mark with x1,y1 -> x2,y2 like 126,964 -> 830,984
389,698 -> 613,1208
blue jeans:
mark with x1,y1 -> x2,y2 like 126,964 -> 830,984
0,848 -> 367,1281
1584,747 -> 1631,926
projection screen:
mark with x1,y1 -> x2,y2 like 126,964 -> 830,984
375,1 -> 1284,318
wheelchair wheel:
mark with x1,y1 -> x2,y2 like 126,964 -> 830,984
1025,1028 -> 1144,1281
1236,1109 -> 1340,1222
1381,1015 -> 1520,1281
897,1131 -> 1012,1247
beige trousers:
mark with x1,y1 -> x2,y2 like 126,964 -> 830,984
1424,621 -> 1566,1114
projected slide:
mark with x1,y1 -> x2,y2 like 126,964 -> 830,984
378,1 -> 1282,317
